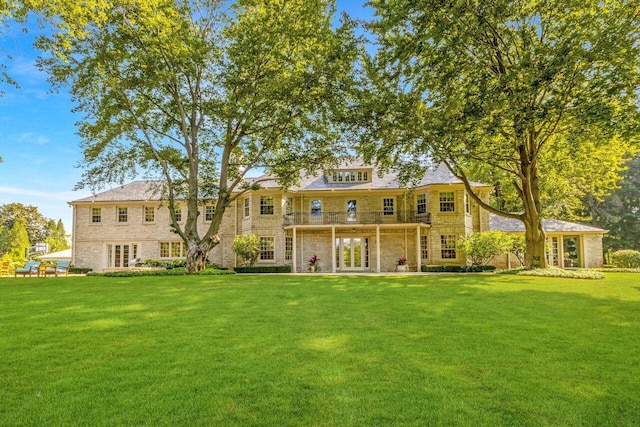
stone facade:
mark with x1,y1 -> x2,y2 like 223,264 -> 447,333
69,164 -> 605,272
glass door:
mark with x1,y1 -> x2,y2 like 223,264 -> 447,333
106,243 -> 138,268
336,237 -> 368,270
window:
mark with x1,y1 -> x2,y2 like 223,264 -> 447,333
244,198 -> 250,218
465,193 -> 470,214
205,205 -> 215,221
144,206 -> 155,223
383,198 -> 394,216
347,199 -> 357,221
259,236 -> 275,261
441,235 -> 457,259
171,241 -> 183,258
329,169 -> 371,183
117,207 -> 128,223
174,206 -> 182,222
439,192 -> 455,212
417,194 -> 427,214
160,242 -> 170,258
260,196 -> 274,215
106,243 -> 137,267
285,236 -> 293,260
285,197 -> 293,215
421,235 -> 429,260
311,199 -> 322,217
91,208 -> 102,223
160,241 -> 184,258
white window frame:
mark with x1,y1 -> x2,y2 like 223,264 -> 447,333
259,236 -> 275,261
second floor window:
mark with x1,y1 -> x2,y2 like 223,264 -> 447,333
117,207 -> 128,223
311,199 -> 322,217
285,197 -> 293,216
144,206 -> 155,223
174,206 -> 182,222
91,207 -> 102,223
383,198 -> 394,216
417,194 -> 427,214
440,192 -> 455,212
205,205 -> 215,221
260,196 -> 274,215
244,198 -> 250,218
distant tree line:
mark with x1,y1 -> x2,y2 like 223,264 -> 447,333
0,203 -> 69,265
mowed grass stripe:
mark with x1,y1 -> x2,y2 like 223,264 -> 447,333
1,273 -> 639,426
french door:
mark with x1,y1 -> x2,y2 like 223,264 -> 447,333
106,243 -> 138,268
335,237 -> 369,271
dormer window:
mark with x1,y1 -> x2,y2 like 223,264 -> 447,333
329,169 -> 371,183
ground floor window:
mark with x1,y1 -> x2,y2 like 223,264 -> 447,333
440,235 -> 456,259
106,243 -> 138,267
259,236 -> 275,261
160,241 -> 185,258
421,235 -> 429,260
285,236 -> 293,260
563,235 -> 580,267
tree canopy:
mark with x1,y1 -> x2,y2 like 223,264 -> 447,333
358,0 -> 640,268
28,0 -> 357,272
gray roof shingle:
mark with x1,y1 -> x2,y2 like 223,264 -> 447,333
490,213 -> 607,233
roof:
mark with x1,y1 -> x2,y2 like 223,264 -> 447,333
71,180 -> 164,203
39,249 -> 72,260
69,161 -> 490,203
490,214 -> 607,233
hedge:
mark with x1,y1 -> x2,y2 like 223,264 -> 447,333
421,265 -> 496,273
234,265 -> 292,274
88,268 -> 235,277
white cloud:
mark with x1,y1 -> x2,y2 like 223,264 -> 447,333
0,185 -> 88,202
15,132 -> 51,145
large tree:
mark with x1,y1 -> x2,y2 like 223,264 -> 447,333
360,0 -> 640,268
0,203 -> 50,243
32,0 -> 356,272
593,155 -> 640,251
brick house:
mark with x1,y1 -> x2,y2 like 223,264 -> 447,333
69,162 -> 605,272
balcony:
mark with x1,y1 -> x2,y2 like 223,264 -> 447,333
282,211 -> 431,227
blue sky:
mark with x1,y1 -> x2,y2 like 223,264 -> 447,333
0,1 -> 372,232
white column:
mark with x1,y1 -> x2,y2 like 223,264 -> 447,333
292,227 -> 297,273
376,224 -> 381,273
416,225 -> 421,272
331,225 -> 336,273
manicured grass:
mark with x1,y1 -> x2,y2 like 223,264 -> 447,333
1,273 -> 639,425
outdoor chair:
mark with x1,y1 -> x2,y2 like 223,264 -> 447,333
0,261 -> 9,276
44,260 -> 71,277
14,261 -> 41,277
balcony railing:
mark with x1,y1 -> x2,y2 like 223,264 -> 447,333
282,210 -> 431,226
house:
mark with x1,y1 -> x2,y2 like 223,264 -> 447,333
69,162 -> 605,272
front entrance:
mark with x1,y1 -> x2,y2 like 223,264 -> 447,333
335,237 -> 369,271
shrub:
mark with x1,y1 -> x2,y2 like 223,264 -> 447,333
457,231 -> 511,266
517,267 -> 604,280
69,267 -> 93,274
234,265 -> 292,274
610,250 -> 640,268
232,234 -> 260,267
421,265 -> 496,273
88,268 -> 234,277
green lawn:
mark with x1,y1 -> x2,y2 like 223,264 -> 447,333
1,273 -> 639,426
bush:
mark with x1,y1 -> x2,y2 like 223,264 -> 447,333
69,267 -> 93,274
457,231 -> 511,266
143,259 -> 188,269
421,265 -> 496,273
232,234 -> 261,267
610,250 -> 640,268
88,268 -> 235,277
517,267 -> 604,280
234,265 -> 292,274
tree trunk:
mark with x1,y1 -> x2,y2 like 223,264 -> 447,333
185,240 -> 211,274
523,214 -> 547,269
